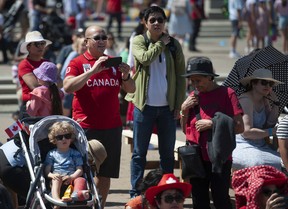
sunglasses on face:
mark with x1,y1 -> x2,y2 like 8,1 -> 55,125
55,133 -> 72,141
261,188 -> 280,197
161,194 -> 185,204
259,80 -> 275,87
32,41 -> 46,48
87,35 -> 108,41
149,17 -> 164,24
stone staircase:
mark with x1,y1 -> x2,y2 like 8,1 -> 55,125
0,76 -> 18,113
0,19 -> 233,113
86,19 -> 233,39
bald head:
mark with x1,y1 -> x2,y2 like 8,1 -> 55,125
85,26 -> 105,38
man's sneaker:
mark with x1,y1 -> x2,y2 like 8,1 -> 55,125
229,51 -> 241,59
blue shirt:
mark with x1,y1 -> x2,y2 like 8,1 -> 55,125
45,148 -> 83,175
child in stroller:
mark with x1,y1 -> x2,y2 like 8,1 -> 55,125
27,116 -> 101,209
44,121 -> 89,207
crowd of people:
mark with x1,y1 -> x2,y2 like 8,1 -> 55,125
1,0 -> 288,209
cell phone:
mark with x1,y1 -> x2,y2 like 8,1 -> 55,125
104,57 -> 122,68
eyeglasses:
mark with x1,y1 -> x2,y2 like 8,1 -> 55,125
149,17 -> 164,24
87,35 -> 108,41
55,133 -> 72,141
260,80 -> 274,87
261,188 -> 279,197
161,194 -> 184,204
32,41 -> 46,48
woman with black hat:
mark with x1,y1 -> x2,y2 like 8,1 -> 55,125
180,56 -> 244,209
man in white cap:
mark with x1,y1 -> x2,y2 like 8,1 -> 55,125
18,30 -> 52,119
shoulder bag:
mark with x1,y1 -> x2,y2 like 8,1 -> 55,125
178,104 -> 206,179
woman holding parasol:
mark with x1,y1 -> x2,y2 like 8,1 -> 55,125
232,68 -> 282,171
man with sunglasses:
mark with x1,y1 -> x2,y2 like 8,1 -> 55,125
18,31 -> 52,119
63,25 -> 135,208
125,6 -> 186,198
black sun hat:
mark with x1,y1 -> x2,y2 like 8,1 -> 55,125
182,56 -> 219,77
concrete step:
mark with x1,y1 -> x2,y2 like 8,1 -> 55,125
0,84 -> 17,94
0,94 -> 18,104
85,19 -> 235,38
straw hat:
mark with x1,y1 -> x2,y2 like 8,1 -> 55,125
20,31 -> 52,53
182,57 -> 219,77
88,139 -> 107,174
239,68 -> 283,86
33,62 -> 58,83
145,173 -> 191,206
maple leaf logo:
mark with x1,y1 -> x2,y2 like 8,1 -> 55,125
12,126 -> 19,132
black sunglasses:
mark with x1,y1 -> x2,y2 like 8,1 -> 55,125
32,41 -> 46,48
87,35 -> 108,41
161,194 -> 184,204
149,17 -> 164,24
261,188 -> 279,197
55,133 -> 72,141
260,80 -> 275,87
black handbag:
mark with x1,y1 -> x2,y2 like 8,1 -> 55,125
178,143 -> 206,179
178,104 -> 206,179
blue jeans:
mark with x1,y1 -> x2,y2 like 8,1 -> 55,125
130,105 -> 176,197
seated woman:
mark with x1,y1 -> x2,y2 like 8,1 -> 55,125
232,68 -> 282,170
232,165 -> 288,209
145,173 -> 191,209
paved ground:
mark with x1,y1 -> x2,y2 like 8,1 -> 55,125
0,20 -> 284,208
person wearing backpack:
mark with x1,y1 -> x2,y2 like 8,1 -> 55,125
125,6 -> 186,198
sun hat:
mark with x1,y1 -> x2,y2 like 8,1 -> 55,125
20,31 -> 52,53
239,68 -> 284,86
232,165 -> 288,209
145,173 -> 192,206
88,139 -> 107,174
181,56 -> 219,77
33,62 -> 58,83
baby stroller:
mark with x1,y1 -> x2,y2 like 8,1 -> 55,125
18,115 -> 101,209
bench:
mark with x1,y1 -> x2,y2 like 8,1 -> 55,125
122,129 -> 185,170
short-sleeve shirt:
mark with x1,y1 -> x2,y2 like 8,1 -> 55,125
18,58 -> 47,101
65,51 -> 122,129
276,115 -> 288,138
45,148 -> 83,176
185,86 -> 243,161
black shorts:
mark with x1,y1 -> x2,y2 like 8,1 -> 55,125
84,127 -> 122,178
231,20 -> 240,37
0,149 -> 30,198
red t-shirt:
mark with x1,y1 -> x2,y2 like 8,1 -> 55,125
185,86 -> 243,161
190,0 -> 205,20
18,58 -> 47,102
65,51 -> 122,129
106,0 -> 122,13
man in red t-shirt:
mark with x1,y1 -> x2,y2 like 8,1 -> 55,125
63,25 -> 135,208
18,31 -> 52,119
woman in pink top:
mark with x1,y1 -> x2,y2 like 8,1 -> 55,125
26,62 -> 63,117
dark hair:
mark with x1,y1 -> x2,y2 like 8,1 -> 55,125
282,0 -> 287,7
138,168 -> 165,209
244,79 -> 259,92
49,83 -> 63,115
144,6 -> 167,22
138,168 -> 165,193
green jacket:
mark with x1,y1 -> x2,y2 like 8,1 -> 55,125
125,31 -> 186,111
